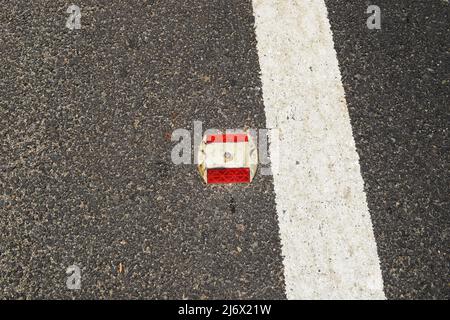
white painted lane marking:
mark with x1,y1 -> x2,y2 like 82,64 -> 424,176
252,0 -> 385,299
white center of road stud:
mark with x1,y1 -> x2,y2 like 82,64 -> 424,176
197,133 -> 258,184
224,152 -> 233,162
252,0 -> 385,299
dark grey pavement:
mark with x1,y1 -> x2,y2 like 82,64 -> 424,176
0,0 -> 448,299
326,0 -> 449,299
0,0 -> 284,299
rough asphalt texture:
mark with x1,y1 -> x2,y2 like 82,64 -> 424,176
0,0 -> 285,299
0,0 -> 448,299
326,0 -> 449,299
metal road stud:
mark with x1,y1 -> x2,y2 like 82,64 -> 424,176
198,132 -> 258,184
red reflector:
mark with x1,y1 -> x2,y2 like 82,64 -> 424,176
206,133 -> 249,144
207,168 -> 250,184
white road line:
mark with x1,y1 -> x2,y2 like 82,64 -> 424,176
252,0 -> 385,299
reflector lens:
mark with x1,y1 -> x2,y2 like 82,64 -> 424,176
206,168 -> 250,184
206,133 -> 249,144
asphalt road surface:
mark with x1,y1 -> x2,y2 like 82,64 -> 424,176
0,0 -> 448,299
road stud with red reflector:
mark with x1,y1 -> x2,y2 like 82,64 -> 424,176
198,132 -> 258,184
